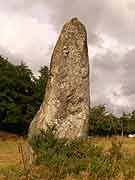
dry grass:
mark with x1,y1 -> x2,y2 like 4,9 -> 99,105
0,131 -> 25,180
0,132 -> 135,179
0,131 -> 23,168
1,133 -> 135,168
89,136 -> 135,154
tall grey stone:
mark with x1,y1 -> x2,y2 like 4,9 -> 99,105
29,18 -> 90,139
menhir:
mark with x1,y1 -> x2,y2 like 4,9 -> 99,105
29,18 -> 90,139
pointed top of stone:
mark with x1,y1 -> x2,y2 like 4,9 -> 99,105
70,17 -> 84,26
70,17 -> 79,22
51,18 -> 88,64
67,17 -> 84,25
62,17 -> 87,36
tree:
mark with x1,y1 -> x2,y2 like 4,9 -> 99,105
0,57 -> 35,134
89,105 -> 119,136
0,56 -> 49,135
126,111 -> 135,134
33,65 -> 49,107
119,113 -> 130,136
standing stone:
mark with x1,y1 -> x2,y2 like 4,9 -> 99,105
29,18 -> 90,139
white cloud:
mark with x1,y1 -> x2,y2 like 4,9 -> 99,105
0,0 -> 135,114
0,11 -> 57,72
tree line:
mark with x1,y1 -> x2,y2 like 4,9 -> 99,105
0,55 -> 135,136
0,55 -> 48,135
89,104 -> 135,136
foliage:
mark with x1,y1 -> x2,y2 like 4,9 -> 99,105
89,104 -> 135,136
89,105 -> 119,136
28,129 -> 135,180
0,56 -> 49,135
1,53 -> 135,137
33,65 -> 49,106
1,132 -> 135,179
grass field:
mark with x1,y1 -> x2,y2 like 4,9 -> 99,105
0,132 -> 20,168
90,136 -> 135,155
0,132 -> 135,179
0,131 -> 25,180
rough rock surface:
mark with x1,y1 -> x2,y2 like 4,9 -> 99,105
29,18 -> 90,139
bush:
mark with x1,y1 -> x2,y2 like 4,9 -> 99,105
88,105 -> 135,136
28,128 -> 135,180
89,105 -> 119,136
0,56 -> 49,135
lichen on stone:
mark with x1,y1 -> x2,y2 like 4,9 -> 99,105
29,17 -> 90,140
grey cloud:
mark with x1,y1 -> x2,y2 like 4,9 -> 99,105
1,0 -> 135,45
91,48 -> 135,115
92,51 -> 120,71
44,0 -> 135,45
0,45 -> 19,65
122,49 -> 135,71
0,0 -> 135,114
121,50 -> 135,97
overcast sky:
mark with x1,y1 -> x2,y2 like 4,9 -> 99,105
0,0 -> 135,115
